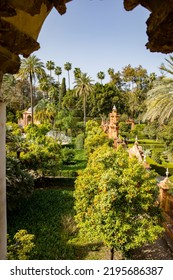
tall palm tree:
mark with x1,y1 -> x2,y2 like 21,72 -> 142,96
74,72 -> 93,125
108,68 -> 114,79
46,60 -> 55,77
74,67 -> 82,79
34,98 -> 48,123
39,75 -> 50,98
35,98 -> 57,125
17,55 -> 45,124
39,74 -> 55,99
143,78 -> 173,124
64,62 -> 72,89
55,66 -> 62,83
97,71 -> 105,84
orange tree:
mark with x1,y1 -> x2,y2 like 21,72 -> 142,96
84,120 -> 113,155
74,145 -> 164,259
20,124 -> 62,177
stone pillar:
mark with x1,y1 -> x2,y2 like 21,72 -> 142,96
158,177 -> 170,212
0,71 -> 7,259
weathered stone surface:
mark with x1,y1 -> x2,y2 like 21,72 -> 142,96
124,0 -> 173,53
0,46 -> 20,74
124,0 -> 141,11
0,0 -> 16,17
54,0 -> 72,15
1,0 -> 173,74
0,19 -> 40,57
124,0 -> 162,12
146,1 -> 173,53
0,0 -> 71,74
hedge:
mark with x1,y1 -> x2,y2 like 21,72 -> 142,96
34,177 -> 76,189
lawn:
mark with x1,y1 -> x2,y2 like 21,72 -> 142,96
7,188 -> 108,260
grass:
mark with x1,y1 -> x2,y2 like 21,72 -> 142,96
7,188 -> 112,260
8,188 -> 75,259
61,149 -> 87,172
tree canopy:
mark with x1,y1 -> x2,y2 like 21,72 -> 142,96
74,145 -> 164,259
143,78 -> 173,124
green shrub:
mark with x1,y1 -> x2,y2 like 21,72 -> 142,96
6,157 -> 34,211
151,150 -> 162,164
150,164 -> 166,176
119,122 -> 131,137
20,136 -> 62,177
130,124 -> 146,139
7,229 -> 35,260
62,147 -> 75,164
34,177 -> 76,188
75,133 -> 85,149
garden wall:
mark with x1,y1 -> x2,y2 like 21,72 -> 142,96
160,187 -> 173,240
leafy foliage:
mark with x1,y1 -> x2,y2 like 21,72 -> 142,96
8,189 -> 76,260
151,150 -> 162,164
7,230 -> 35,260
20,124 -> 62,176
75,133 -> 85,149
74,72 -> 93,125
84,120 -> 112,155
74,145 -> 164,259
143,121 -> 160,140
62,147 -> 75,164
2,74 -> 31,120
88,83 -> 126,117
6,157 -> 34,211
143,78 -> 173,123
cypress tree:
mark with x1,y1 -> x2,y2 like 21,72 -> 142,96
59,77 -> 66,110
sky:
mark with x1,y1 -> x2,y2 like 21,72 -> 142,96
33,0 -> 169,86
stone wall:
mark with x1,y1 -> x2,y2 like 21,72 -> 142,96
159,179 -> 173,240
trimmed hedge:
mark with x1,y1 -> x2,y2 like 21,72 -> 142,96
34,177 -> 76,189
150,164 -> 173,177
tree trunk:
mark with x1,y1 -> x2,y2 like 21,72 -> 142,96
0,71 -> 7,259
84,92 -> 86,126
29,73 -> 34,124
110,247 -> 114,260
68,71 -> 70,89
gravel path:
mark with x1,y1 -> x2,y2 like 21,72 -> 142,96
131,233 -> 173,260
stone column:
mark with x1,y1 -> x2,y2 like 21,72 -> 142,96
0,71 -> 7,259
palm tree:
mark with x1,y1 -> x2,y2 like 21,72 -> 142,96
39,74 -> 56,99
74,73 -> 93,125
17,55 -> 46,124
64,62 -> 72,89
143,78 -> 173,124
46,60 -> 55,77
35,98 -> 57,126
108,68 -> 114,79
35,98 -> 49,123
55,66 -> 62,83
97,71 -> 105,84
74,67 -> 81,79
159,55 -> 173,76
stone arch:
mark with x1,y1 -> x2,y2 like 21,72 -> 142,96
1,0 -> 173,260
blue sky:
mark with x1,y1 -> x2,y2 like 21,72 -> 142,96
33,0 -> 169,86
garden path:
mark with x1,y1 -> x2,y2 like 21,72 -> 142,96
131,233 -> 173,260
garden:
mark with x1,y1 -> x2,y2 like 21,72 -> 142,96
4,56 -> 173,259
